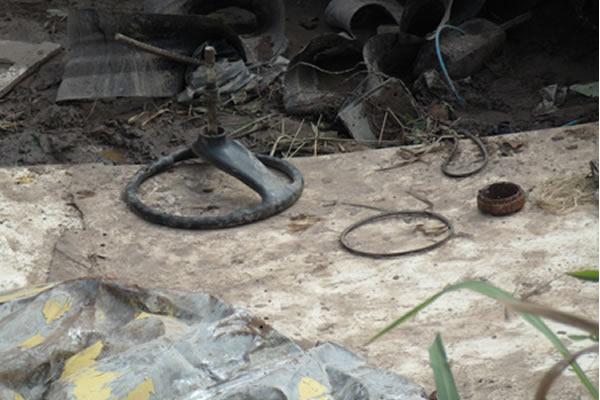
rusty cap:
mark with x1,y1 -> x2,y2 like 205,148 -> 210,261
477,181 -> 525,216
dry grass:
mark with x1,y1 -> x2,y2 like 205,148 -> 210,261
533,173 -> 596,214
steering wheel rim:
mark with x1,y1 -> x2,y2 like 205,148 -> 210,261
124,148 -> 304,229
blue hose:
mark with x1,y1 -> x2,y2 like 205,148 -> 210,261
435,24 -> 466,105
563,119 -> 582,127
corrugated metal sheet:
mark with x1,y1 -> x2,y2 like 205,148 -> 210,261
57,9 -> 245,101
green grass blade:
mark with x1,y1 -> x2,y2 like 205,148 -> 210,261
568,335 -> 598,342
366,281 -> 510,344
567,270 -> 599,282
367,280 -> 599,399
366,290 -> 446,344
518,312 -> 598,398
429,334 -> 461,400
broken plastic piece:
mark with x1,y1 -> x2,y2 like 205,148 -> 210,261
414,19 -> 506,80
324,0 -> 404,40
534,84 -> 568,116
338,77 -> 419,144
143,0 -> 287,63
570,82 -> 599,98
283,34 -> 365,117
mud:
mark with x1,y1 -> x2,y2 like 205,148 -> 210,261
448,0 -> 599,133
0,0 -> 597,165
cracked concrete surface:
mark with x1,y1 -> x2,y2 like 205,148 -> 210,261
0,166 -> 82,291
0,124 -> 598,399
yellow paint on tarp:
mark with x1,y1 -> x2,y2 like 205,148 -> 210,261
128,298 -> 141,309
61,341 -> 104,379
43,298 -> 71,323
135,312 -> 152,320
298,377 -> 332,400
19,334 -> 45,349
164,302 -> 177,317
125,378 -> 155,400
14,393 -> 25,400
60,341 -> 122,400
70,368 -> 121,400
0,283 -> 56,304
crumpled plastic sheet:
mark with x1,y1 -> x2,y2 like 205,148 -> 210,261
534,84 -> 568,116
178,51 -> 256,103
0,279 -> 427,400
178,44 -> 289,104
144,0 -> 287,64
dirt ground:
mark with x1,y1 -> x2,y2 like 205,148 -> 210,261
0,0 -> 597,165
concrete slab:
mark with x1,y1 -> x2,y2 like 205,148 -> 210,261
0,166 -> 81,291
0,40 -> 61,98
0,124 -> 598,399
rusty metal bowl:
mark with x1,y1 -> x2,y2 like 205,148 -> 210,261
477,181 -> 525,216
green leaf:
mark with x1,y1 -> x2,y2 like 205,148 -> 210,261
567,270 -> 599,282
429,334 -> 461,400
568,334 -> 599,342
367,280 -> 599,399
570,82 -> 599,98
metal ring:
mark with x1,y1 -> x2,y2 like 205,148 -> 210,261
339,210 -> 454,258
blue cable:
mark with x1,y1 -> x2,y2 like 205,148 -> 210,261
563,119 -> 582,127
435,24 -> 466,105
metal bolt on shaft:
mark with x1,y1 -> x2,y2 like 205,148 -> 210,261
204,46 -> 219,136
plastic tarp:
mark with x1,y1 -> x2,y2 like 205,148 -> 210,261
0,279 -> 427,400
